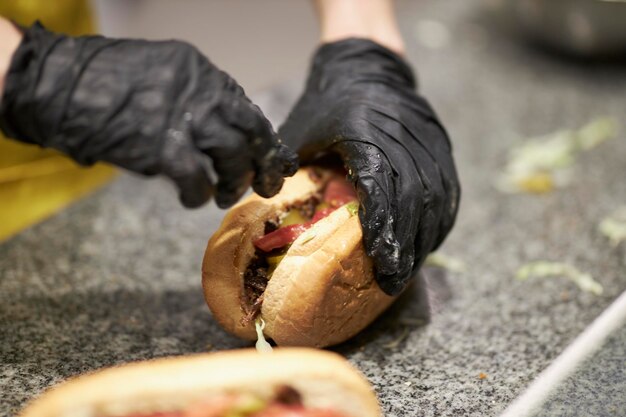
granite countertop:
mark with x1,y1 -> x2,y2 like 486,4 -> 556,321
534,323 -> 625,417
1,0 -> 625,416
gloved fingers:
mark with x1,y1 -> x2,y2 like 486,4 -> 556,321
373,189 -> 419,295
355,173 -> 400,275
380,210 -> 441,296
199,127 -> 256,209
434,171 -> 460,250
408,173 -> 449,277
219,95 -> 298,197
271,141 -> 300,179
160,131 -> 214,209
413,206 -> 443,271
369,103 -> 455,255
385,106 -> 458,253
376,257 -> 414,296
337,111 -> 425,295
337,141 -> 401,279
420,119 -> 461,250
391,100 -> 460,234
251,140 -> 299,198
378,149 -> 422,294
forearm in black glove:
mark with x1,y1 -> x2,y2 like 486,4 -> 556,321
279,39 -> 460,295
0,23 -> 297,208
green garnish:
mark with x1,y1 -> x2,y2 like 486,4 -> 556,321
424,252 -> 466,273
225,396 -> 266,417
598,207 -> 626,247
267,253 -> 286,276
495,117 -> 618,194
346,201 -> 359,216
280,208 -> 307,227
516,261 -> 603,296
315,202 -> 330,211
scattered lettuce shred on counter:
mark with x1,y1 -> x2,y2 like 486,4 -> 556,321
496,117 -> 618,194
598,207 -> 626,247
382,326 -> 410,350
424,252 -> 466,273
254,318 -> 273,354
516,261 -> 603,296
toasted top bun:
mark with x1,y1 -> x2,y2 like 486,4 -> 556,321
202,168 -> 397,347
19,348 -> 381,417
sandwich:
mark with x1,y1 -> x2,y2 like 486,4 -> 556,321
202,167 -> 397,347
19,348 -> 381,417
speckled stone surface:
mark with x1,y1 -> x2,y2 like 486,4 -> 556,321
532,324 -> 626,417
1,1 -> 626,416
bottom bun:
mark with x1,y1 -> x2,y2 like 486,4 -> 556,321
19,348 -> 381,417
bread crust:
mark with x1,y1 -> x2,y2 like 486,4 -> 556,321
202,168 -> 397,347
19,348 -> 381,417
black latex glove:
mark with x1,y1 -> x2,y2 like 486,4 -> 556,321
0,23 -> 297,208
279,39 -> 460,295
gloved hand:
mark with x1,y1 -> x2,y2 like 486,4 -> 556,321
279,39 -> 460,295
0,23 -> 297,208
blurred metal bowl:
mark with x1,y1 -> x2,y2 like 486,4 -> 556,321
484,0 -> 626,56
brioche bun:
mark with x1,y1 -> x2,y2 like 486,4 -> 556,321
202,168 -> 397,347
19,348 -> 381,417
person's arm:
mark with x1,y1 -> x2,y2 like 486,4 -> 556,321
0,18 -> 22,97
314,0 -> 405,54
279,1 -> 460,295
0,20 -> 297,208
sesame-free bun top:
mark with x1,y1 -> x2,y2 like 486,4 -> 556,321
19,348 -> 382,417
202,168 -> 397,347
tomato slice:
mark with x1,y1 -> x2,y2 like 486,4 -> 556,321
121,412 -> 185,417
253,224 -> 310,252
254,177 -> 356,253
254,206 -> 342,252
311,207 -> 336,223
323,179 -> 357,207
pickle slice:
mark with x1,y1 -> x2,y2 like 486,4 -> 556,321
280,209 -> 307,227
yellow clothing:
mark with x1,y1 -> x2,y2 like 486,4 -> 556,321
0,0 -> 95,35
0,0 -> 116,241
